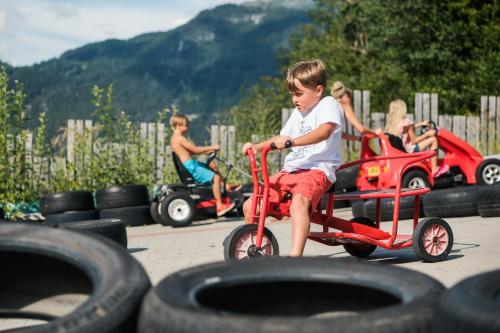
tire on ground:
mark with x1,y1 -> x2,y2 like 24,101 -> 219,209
423,186 -> 478,217
99,205 -> 154,227
44,209 -> 99,225
433,269 -> 500,333
40,190 -> 95,216
364,197 -> 423,221
350,200 -> 365,218
0,222 -> 150,332
159,191 -> 195,228
334,165 -> 359,193
95,185 -> 150,210
53,219 -> 128,248
139,257 -> 444,333
477,185 -> 500,217
150,200 -> 163,224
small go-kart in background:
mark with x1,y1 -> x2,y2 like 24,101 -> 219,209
223,142 -> 454,263
357,121 -> 500,191
151,151 -> 253,227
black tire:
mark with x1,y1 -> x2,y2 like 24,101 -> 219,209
99,205 -> 154,227
433,269 -> 500,333
0,222 -> 150,332
53,219 -> 128,248
138,257 -> 445,333
159,191 -> 195,228
402,169 -> 430,189
475,158 -> 500,185
423,186 -> 478,217
95,184 -> 149,210
364,197 -> 423,222
44,209 -> 99,225
40,190 -> 94,215
335,165 -> 359,192
413,217 -> 453,263
150,199 -> 163,224
350,200 -> 365,218
477,185 -> 500,217
223,224 -> 279,261
343,217 -> 377,257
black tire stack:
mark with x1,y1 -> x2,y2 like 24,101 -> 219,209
97,184 -> 155,227
41,190 -> 99,225
0,222 -> 150,332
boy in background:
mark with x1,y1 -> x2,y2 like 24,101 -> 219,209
170,114 -> 235,217
241,59 -> 343,256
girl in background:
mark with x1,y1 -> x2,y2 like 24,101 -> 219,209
385,99 -> 449,178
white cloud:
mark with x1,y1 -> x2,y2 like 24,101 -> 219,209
0,0 -> 249,66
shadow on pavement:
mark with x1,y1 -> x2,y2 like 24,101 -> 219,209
128,247 -> 148,253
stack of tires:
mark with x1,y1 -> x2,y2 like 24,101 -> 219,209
97,184 -> 155,226
352,197 -> 423,221
423,184 -> 500,218
40,190 -> 128,248
41,190 -> 99,225
0,222 -> 150,332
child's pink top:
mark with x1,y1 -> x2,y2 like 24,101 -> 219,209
398,117 -> 415,153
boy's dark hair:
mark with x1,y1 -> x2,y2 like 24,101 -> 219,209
286,59 -> 327,92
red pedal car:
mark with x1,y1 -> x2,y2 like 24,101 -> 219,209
357,122 -> 500,191
223,143 -> 453,263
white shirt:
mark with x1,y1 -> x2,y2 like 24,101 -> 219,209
280,96 -> 343,183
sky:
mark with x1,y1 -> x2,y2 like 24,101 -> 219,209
0,0 -> 249,67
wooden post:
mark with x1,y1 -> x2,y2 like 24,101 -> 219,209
156,123 -> 165,183
452,115 -> 466,140
422,93 -> 430,122
467,116 -> 480,150
67,119 -> 76,164
431,93 -> 439,123
211,125 -> 219,146
362,90 -> 370,129
415,93 -> 422,123
228,125 -> 236,165
488,96 -> 496,155
148,123 -> 156,182
371,112 -> 386,133
220,125 -> 228,160
480,96 -> 488,154
353,90 -> 362,152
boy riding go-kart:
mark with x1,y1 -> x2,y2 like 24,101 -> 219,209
357,121 -> 500,191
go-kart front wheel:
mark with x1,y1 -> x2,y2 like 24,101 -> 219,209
160,191 -> 195,228
413,217 -> 453,262
223,224 -> 279,261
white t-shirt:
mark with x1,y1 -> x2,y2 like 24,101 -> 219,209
280,96 -> 343,183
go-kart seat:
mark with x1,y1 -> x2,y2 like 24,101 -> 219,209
171,152 -> 197,187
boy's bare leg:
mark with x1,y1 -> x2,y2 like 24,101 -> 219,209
242,198 -> 260,224
289,194 -> 311,257
212,173 -> 223,208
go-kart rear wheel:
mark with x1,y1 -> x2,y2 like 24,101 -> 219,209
413,217 -> 453,262
160,191 -> 195,228
476,158 -> 500,185
343,217 -> 377,257
402,169 -> 430,189
223,224 -> 279,261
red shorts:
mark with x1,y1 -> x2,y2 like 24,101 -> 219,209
266,169 -> 332,208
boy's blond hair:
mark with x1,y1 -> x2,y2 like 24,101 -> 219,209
169,114 -> 189,128
385,99 -> 407,136
286,59 -> 327,93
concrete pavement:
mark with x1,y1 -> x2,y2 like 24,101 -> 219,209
128,208 -> 500,287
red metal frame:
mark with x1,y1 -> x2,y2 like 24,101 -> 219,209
246,146 -> 435,251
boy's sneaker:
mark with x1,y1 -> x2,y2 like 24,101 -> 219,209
433,164 -> 450,178
217,202 -> 236,217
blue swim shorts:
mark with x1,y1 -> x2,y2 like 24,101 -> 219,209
182,159 -> 215,184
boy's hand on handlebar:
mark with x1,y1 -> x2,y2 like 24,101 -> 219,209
242,142 -> 256,155
274,135 -> 293,150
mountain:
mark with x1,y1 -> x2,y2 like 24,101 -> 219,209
7,0 -> 313,140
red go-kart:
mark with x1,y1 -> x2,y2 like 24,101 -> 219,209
357,122 -> 500,191
223,142 -> 454,263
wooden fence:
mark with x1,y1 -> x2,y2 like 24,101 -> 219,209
18,93 -> 500,185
